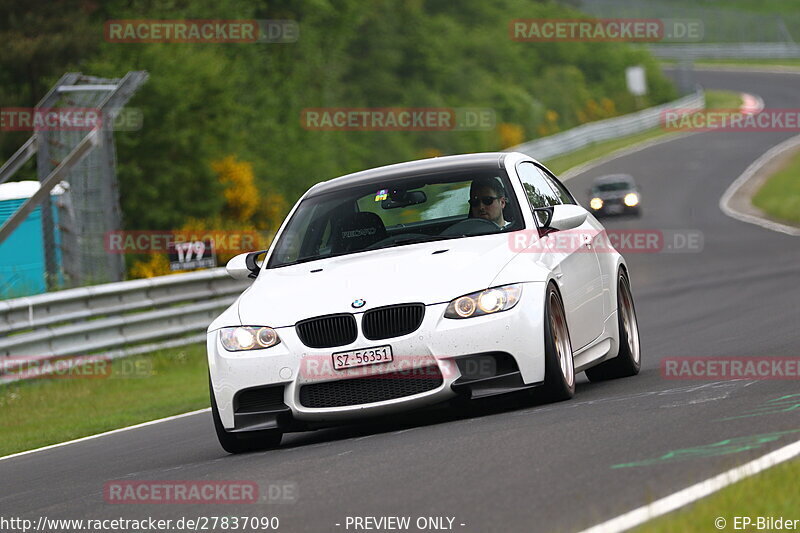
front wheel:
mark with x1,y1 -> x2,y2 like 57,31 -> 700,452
585,270 -> 641,382
210,377 -> 282,454
540,284 -> 575,402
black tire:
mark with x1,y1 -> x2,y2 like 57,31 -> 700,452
585,270 -> 641,382
210,377 -> 282,454
540,284 -> 575,402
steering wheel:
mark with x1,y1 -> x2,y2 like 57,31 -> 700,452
440,217 -> 500,236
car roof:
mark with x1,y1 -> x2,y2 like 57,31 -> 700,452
307,152 -> 508,196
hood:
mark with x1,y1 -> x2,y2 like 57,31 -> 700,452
237,234 -> 518,327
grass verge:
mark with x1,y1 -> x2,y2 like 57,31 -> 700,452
704,89 -> 745,110
0,89 -> 744,458
543,128 -> 670,176
0,344 -> 209,457
752,145 -> 800,224
634,458 -> 800,532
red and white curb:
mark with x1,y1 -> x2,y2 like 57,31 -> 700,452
739,93 -> 764,114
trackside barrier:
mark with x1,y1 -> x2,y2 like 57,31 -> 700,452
510,90 -> 704,160
0,268 -> 248,384
648,43 -> 800,60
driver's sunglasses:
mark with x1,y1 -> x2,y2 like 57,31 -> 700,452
468,196 -> 501,208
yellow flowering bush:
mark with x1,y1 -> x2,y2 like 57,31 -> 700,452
130,155 -> 288,278
497,123 -> 525,150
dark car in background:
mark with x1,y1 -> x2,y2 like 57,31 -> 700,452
587,174 -> 641,217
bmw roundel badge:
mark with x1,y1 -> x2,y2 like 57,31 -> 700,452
352,299 -> 366,308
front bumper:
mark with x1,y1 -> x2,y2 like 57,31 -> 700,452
208,282 -> 547,430
591,201 -> 639,216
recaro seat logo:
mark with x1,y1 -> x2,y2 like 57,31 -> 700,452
341,228 -> 376,238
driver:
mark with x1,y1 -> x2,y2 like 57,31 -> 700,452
469,177 -> 509,228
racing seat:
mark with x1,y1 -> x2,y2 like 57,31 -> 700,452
330,212 -> 388,254
502,203 -> 516,226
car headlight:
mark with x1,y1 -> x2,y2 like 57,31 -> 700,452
219,326 -> 281,351
444,284 -> 522,319
589,197 -> 603,210
624,193 -> 639,207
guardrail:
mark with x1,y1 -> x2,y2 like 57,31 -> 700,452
0,268 -> 248,383
511,90 -> 704,161
648,43 -> 800,60
0,89 -> 706,382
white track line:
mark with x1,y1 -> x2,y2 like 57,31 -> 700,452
0,408 -> 210,462
577,438 -> 800,533
719,134 -> 800,236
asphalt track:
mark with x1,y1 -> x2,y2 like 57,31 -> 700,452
2,69 -> 799,533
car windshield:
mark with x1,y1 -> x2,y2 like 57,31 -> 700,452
593,181 -> 632,192
267,168 -> 524,268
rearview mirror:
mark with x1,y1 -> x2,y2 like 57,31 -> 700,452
381,189 -> 427,209
226,250 -> 267,280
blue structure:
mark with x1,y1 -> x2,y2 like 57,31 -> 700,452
0,181 -> 63,298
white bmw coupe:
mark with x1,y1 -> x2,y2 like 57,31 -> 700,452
208,152 -> 640,453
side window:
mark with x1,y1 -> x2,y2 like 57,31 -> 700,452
516,162 -> 562,211
536,166 -> 576,205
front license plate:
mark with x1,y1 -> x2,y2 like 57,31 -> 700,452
606,204 -> 623,213
332,345 -> 393,371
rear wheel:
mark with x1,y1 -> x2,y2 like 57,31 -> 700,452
585,270 -> 641,382
540,284 -> 575,401
210,377 -> 282,454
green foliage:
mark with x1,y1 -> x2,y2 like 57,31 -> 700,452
753,146 -> 800,224
0,0 -> 677,233
0,0 -> 100,163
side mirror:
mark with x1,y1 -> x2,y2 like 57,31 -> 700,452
534,204 -> 589,230
532,206 -> 554,228
226,250 -> 267,280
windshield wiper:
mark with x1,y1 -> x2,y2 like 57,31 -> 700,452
275,251 -> 352,268
368,234 -> 464,252
274,234 -> 469,268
